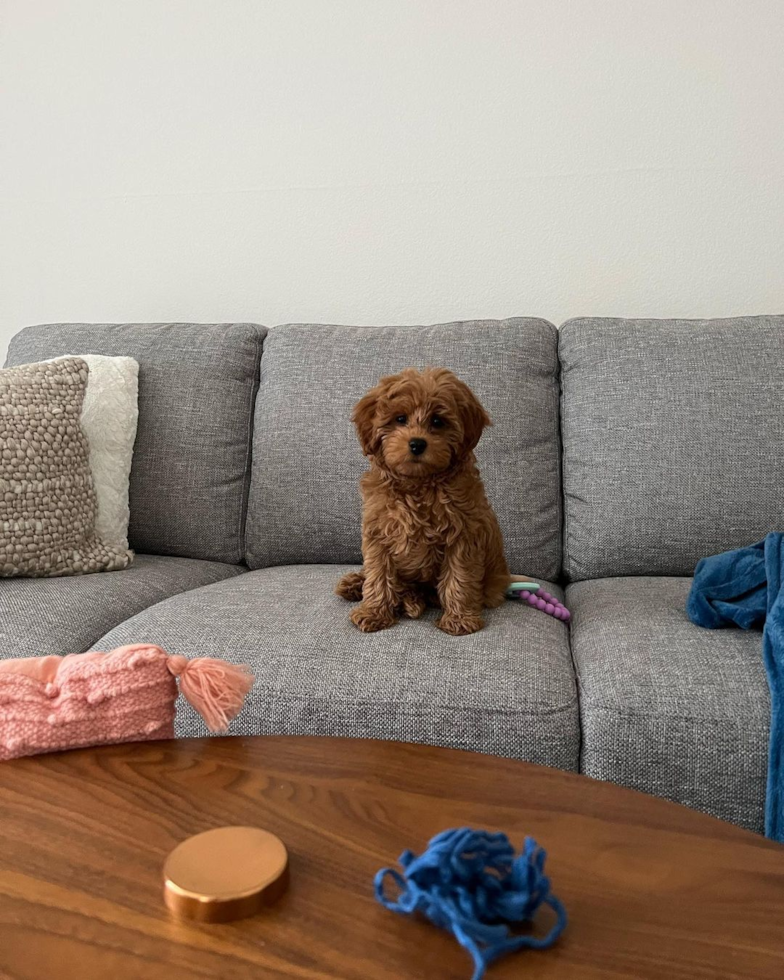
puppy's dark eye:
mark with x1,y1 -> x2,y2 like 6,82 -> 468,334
431,415 -> 445,428
395,415 -> 407,425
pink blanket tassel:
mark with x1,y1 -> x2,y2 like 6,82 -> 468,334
167,655 -> 254,733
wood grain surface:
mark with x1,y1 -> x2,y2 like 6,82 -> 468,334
1,735 -> 783,980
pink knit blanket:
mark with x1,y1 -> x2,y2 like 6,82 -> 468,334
0,644 -> 253,761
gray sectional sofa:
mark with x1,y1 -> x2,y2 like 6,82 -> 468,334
2,316 -> 782,834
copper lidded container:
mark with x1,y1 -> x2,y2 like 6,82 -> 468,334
164,826 -> 289,923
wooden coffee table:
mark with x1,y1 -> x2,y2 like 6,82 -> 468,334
1,736 -> 783,980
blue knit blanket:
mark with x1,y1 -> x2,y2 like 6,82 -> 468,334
687,532 -> 784,841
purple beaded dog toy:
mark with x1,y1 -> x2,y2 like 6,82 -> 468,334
505,580 -> 570,622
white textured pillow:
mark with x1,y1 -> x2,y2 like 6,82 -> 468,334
52,354 -> 139,551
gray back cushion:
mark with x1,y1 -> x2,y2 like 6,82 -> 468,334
5,323 -> 266,563
246,319 -> 562,579
560,316 -> 784,580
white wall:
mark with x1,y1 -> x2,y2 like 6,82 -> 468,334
2,0 -> 783,361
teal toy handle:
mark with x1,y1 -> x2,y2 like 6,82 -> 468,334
506,581 -> 540,595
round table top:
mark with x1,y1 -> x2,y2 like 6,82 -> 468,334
1,735 -> 783,979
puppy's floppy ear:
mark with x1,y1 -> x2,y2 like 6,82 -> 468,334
352,385 -> 382,457
454,378 -> 491,454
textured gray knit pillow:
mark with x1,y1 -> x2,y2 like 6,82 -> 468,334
0,358 -> 133,577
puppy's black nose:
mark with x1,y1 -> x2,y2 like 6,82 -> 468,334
409,438 -> 427,456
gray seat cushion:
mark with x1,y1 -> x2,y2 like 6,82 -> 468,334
567,576 -> 769,832
559,316 -> 784,580
0,555 -> 245,657
93,564 -> 579,769
5,322 -> 266,563
246,319 -> 562,580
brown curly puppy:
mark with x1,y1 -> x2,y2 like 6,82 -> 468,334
336,367 -> 510,636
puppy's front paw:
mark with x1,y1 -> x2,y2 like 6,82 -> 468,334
336,571 -> 364,602
401,591 -> 426,619
437,612 -> 484,636
350,604 -> 397,633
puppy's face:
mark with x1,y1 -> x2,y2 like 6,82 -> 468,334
352,368 -> 490,478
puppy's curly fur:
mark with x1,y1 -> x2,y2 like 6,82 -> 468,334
336,367 -> 510,636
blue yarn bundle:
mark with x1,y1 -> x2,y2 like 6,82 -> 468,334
374,828 -> 567,980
